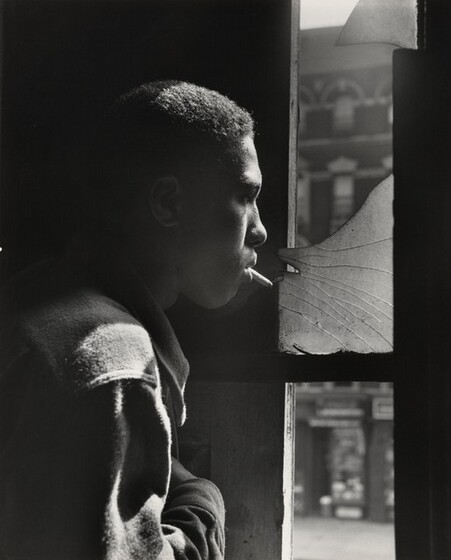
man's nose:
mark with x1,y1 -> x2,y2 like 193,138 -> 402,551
247,208 -> 267,248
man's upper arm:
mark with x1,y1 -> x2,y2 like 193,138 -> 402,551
0,319 -> 224,560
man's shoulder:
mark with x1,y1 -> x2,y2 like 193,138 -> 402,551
65,294 -> 159,392
6,260 -> 158,392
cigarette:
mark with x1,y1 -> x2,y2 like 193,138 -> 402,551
249,268 -> 273,288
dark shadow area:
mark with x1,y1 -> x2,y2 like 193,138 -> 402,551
0,0 -> 293,356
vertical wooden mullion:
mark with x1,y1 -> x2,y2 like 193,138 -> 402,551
0,0 -> 5,283
281,1 -> 299,557
282,383 -> 296,560
287,0 -> 300,249
393,48 -> 430,560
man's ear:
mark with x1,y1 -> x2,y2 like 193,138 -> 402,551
148,176 -> 182,227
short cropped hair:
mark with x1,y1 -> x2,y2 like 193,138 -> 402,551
89,80 -> 255,218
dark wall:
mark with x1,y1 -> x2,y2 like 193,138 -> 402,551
0,0 -> 293,355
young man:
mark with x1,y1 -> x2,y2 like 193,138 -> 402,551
0,81 -> 267,559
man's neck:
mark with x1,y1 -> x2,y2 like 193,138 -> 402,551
123,232 -> 180,311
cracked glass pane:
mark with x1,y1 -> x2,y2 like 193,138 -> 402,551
279,0 -> 417,355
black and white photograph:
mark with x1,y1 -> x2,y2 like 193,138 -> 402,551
0,0 -> 450,559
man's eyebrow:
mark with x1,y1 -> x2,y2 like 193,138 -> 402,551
241,179 -> 261,188
240,172 -> 262,187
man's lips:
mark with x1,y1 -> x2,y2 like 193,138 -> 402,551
242,255 -> 273,288
242,255 -> 260,285
242,256 -> 256,285
245,255 -> 258,269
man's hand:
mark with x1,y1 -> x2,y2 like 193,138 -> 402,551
169,457 -> 195,493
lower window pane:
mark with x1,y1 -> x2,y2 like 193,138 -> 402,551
294,382 -> 395,560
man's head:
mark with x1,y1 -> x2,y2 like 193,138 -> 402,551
91,81 -> 267,309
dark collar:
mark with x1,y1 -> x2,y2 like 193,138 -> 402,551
67,231 -> 190,426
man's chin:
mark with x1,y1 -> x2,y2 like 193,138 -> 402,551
183,285 -> 239,310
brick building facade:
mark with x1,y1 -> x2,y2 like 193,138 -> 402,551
297,27 -> 394,245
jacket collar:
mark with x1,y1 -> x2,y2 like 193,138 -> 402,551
67,230 -> 189,426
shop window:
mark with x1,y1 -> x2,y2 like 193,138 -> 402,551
295,382 -> 395,559
329,426 -> 366,518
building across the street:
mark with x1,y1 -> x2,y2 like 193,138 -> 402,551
295,382 -> 394,523
297,27 -> 394,245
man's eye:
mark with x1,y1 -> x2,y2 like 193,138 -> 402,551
241,186 -> 260,203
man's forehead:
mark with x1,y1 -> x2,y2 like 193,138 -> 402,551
182,134 -> 261,188
234,135 -> 262,185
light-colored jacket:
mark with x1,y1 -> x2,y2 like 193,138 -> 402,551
0,243 -> 225,560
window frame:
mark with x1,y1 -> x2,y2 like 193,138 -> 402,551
192,1 -> 451,560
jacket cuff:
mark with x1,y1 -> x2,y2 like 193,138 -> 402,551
166,478 -> 225,524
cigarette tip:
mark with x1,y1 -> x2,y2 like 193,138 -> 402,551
250,268 -> 273,288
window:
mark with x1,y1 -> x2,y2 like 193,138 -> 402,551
284,1 -> 450,559
388,102 -> 393,127
297,158 -> 311,244
333,95 -> 354,131
294,382 -> 395,559
299,86 -> 316,135
330,174 -> 354,233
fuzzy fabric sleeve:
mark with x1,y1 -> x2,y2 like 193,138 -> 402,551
102,380 -> 225,560
161,479 -> 226,560
1,301 -> 222,560
98,379 -> 225,560
0,365 -> 224,560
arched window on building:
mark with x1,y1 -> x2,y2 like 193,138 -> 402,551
375,80 -> 393,129
333,94 -> 355,132
328,156 -> 357,234
320,79 -> 364,134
